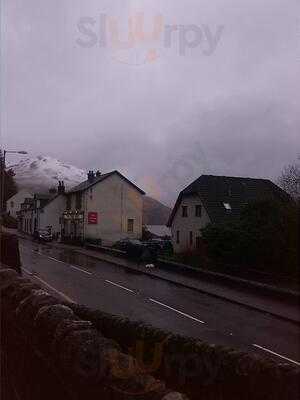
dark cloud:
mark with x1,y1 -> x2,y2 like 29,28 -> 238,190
1,0 -> 299,205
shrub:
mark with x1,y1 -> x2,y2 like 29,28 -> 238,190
201,200 -> 299,276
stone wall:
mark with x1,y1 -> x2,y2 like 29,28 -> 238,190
0,269 -> 187,400
1,267 -> 299,400
0,232 -> 21,273
69,304 -> 300,400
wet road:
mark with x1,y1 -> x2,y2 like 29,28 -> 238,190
19,238 -> 300,366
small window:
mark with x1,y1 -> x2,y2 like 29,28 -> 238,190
127,219 -> 134,233
195,205 -> 202,217
10,201 -> 14,208
182,206 -> 188,217
196,236 -> 201,249
176,230 -> 180,244
223,202 -> 232,210
189,231 -> 193,246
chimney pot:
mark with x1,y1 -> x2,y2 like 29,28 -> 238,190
87,170 -> 95,182
58,180 -> 65,194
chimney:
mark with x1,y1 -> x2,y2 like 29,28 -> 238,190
96,170 -> 101,178
87,170 -> 95,182
58,181 -> 65,194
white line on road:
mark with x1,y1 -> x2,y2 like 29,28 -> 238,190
22,268 -> 75,303
105,279 -> 134,293
252,344 -> 300,366
28,249 -> 93,276
149,298 -> 206,324
69,264 -> 93,275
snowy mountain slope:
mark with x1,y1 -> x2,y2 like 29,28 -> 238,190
10,155 -> 171,224
10,155 -> 86,193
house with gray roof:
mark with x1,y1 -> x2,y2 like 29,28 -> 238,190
167,175 -> 290,253
62,170 -> 145,245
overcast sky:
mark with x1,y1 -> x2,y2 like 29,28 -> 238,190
1,0 -> 299,205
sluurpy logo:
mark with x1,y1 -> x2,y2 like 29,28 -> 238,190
76,13 -> 224,66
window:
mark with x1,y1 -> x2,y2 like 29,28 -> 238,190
182,206 -> 188,217
196,236 -> 201,249
66,196 -> 71,210
223,202 -> 232,211
195,205 -> 202,217
127,219 -> 134,233
189,231 -> 193,246
10,201 -> 14,209
176,230 -> 180,244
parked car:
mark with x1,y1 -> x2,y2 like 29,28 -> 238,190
113,238 -> 159,263
113,238 -> 141,252
145,238 -> 173,254
33,229 -> 53,243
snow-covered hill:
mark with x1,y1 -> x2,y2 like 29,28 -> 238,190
10,155 -> 86,193
9,155 -> 170,225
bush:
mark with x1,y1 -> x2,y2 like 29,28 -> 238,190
202,200 -> 299,276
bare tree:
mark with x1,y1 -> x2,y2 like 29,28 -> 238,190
277,157 -> 300,200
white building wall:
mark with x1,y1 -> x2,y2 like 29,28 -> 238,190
39,195 -> 66,235
21,209 -> 34,234
82,174 -> 143,245
6,190 -> 33,218
170,194 -> 211,253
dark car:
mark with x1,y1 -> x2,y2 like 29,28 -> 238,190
113,239 -> 158,262
113,238 -> 140,252
33,229 -> 53,243
145,238 -> 173,255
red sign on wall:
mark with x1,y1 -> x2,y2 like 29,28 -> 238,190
88,212 -> 98,224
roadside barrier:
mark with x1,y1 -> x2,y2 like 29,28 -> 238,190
70,303 -> 300,400
0,232 -> 21,273
0,269 -> 187,400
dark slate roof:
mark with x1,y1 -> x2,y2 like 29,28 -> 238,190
34,193 -> 52,200
68,170 -> 145,195
167,175 -> 290,226
24,198 -> 34,205
41,193 -> 65,209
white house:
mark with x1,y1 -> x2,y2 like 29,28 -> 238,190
167,175 -> 290,254
62,170 -> 145,245
39,182 -> 66,236
19,193 -> 52,234
6,189 -> 33,219
18,171 -> 145,245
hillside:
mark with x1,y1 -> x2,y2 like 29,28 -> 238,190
10,155 -> 171,225
10,155 -> 86,193
143,196 -> 171,225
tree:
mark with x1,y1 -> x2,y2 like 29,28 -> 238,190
201,199 -> 298,276
0,150 -> 18,210
277,158 -> 300,200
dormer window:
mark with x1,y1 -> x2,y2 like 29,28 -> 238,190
223,202 -> 232,211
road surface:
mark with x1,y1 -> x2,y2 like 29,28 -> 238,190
19,238 -> 300,366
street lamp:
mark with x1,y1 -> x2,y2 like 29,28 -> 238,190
0,149 -> 28,214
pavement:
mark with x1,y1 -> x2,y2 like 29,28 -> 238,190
18,237 -> 300,367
